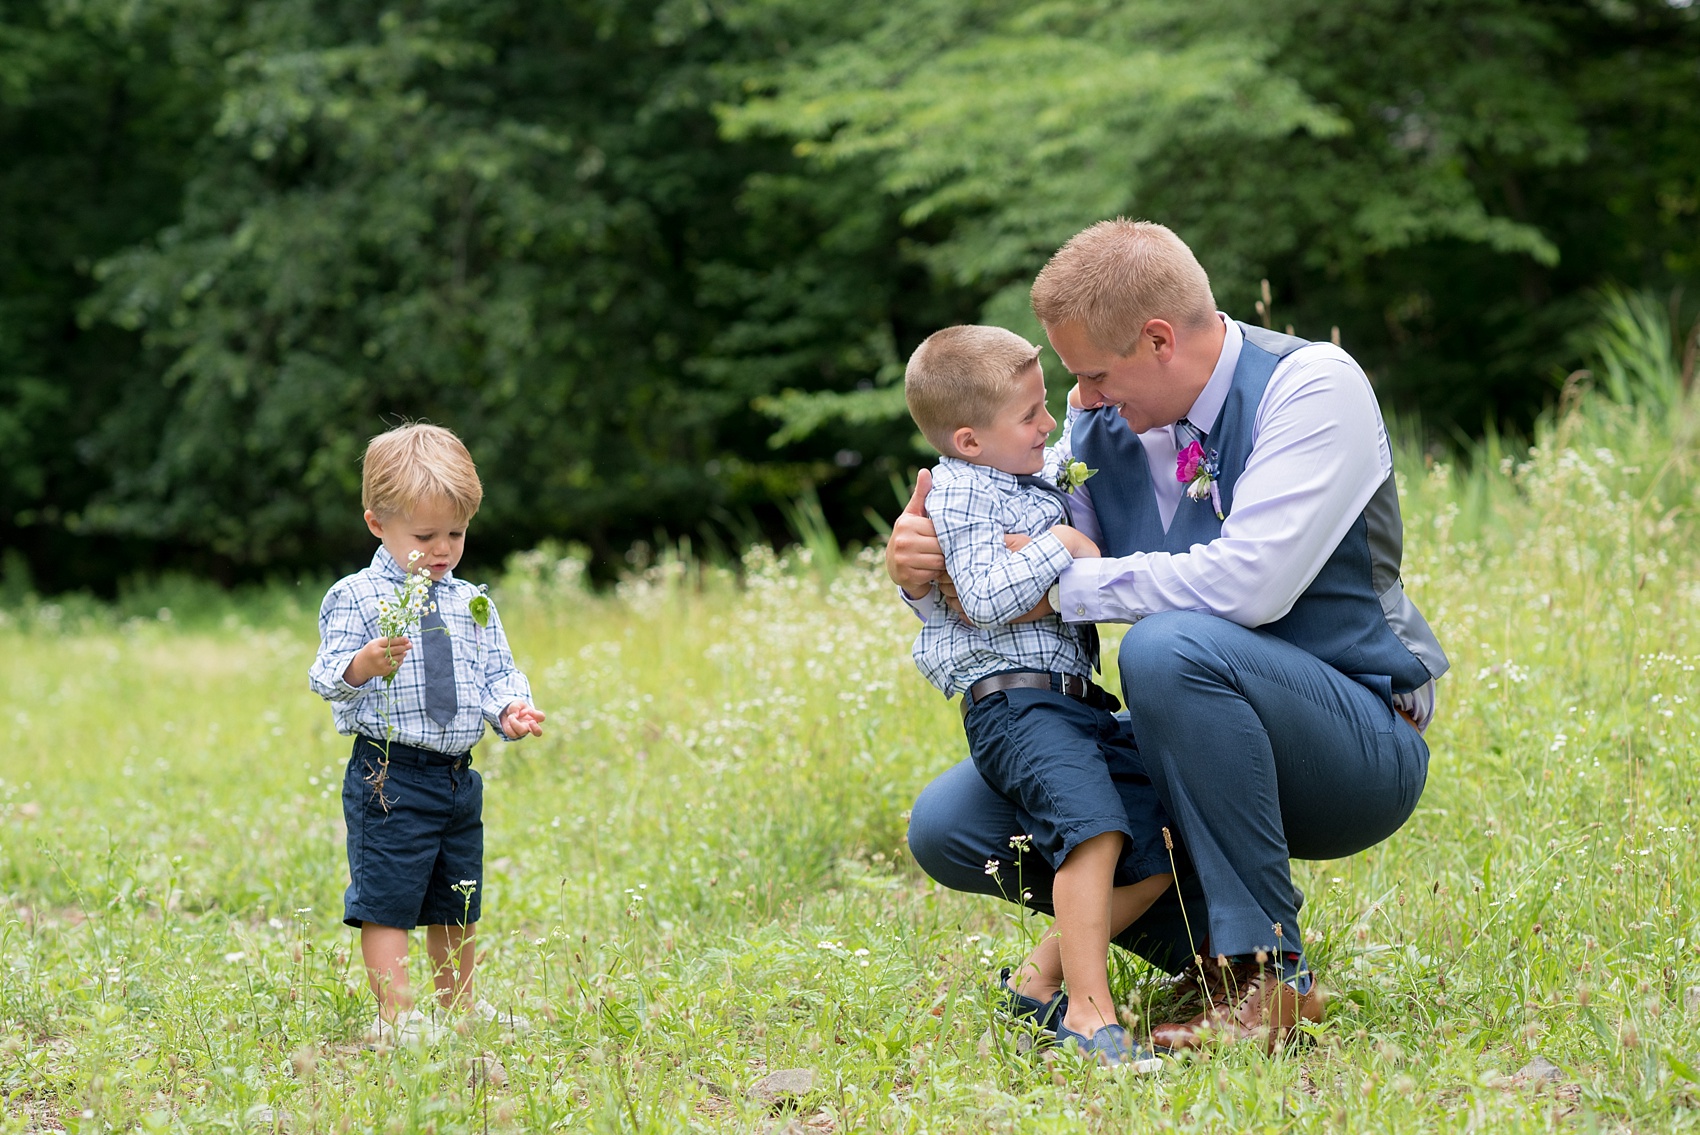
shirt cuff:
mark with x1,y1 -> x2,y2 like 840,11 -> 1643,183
1053,557 -> 1124,623
898,583 -> 940,621
482,693 -> 530,740
1392,679 -> 1437,733
317,668 -> 375,702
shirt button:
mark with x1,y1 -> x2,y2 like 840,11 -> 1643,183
1075,605 -> 1086,616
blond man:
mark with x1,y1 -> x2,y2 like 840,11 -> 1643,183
309,423 -> 545,1044
890,221 -> 1448,1052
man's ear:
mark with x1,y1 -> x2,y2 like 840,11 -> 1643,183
951,425 -> 981,457
1141,318 -> 1177,362
364,509 -> 385,539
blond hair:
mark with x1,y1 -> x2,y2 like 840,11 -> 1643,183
361,423 -> 483,521
904,326 -> 1042,453
1031,219 -> 1217,354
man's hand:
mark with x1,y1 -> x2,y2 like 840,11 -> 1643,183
1050,524 -> 1101,559
500,702 -> 546,739
885,469 -> 947,598
344,636 -> 411,686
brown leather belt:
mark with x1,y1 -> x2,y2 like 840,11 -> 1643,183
960,671 -> 1120,719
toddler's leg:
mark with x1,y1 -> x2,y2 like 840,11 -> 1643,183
1051,832 -> 1122,1036
361,923 -> 414,1021
427,922 -> 477,1010
1009,868 -> 1175,1030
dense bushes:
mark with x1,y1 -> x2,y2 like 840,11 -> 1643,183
2,0 -> 1697,591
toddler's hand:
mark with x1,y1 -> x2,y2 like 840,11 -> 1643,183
345,636 -> 411,686
500,702 -> 546,739
1049,524 -> 1100,559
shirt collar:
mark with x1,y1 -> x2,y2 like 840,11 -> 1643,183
371,546 -> 407,580
937,454 -> 1021,491
369,546 -> 456,587
1178,313 -> 1239,438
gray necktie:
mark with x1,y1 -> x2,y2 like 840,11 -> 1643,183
420,582 -> 458,726
1175,417 -> 1205,450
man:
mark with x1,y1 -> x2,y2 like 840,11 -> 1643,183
887,219 -> 1448,1051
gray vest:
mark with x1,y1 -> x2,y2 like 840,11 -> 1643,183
1071,323 -> 1449,699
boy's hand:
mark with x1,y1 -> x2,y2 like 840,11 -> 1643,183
500,702 -> 546,739
344,636 -> 411,686
1049,524 -> 1100,559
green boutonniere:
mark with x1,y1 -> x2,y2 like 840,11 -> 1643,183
1055,459 -> 1097,494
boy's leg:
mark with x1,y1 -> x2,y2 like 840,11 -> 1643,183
1009,870 -> 1175,1005
1052,832 -> 1121,1036
426,922 -> 477,1010
361,923 -> 414,1021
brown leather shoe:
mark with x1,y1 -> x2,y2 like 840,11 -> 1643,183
1151,962 -> 1213,1010
1148,962 -> 1324,1053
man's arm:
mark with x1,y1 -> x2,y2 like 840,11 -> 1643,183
1057,347 -> 1389,626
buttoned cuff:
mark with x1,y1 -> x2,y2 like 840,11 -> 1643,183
1054,558 -> 1131,624
897,584 -> 940,621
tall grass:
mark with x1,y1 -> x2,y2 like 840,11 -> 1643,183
3,301 -> 1700,1131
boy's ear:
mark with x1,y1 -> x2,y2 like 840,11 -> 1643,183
951,425 -> 981,457
363,509 -> 385,539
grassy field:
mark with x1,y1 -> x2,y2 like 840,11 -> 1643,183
3,391 -> 1700,1133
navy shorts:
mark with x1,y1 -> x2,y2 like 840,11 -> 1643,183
342,736 -> 483,930
963,681 -> 1174,887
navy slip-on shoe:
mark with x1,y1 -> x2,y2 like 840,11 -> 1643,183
996,967 -> 1067,1031
1053,1021 -> 1165,1073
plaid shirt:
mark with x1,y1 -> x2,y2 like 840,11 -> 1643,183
911,455 -> 1096,696
308,548 -> 533,754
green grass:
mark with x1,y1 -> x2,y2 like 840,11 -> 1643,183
4,391 -> 1700,1132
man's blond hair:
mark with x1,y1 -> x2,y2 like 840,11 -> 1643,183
1031,219 -> 1217,354
904,325 -> 1042,454
361,423 -> 483,521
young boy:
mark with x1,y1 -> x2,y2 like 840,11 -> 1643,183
904,326 -> 1174,1070
308,423 -> 546,1044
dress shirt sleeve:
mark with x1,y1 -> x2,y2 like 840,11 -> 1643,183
1057,346 -> 1390,627
897,584 -> 941,621
477,600 -> 534,740
931,476 -> 1074,627
309,582 -> 378,702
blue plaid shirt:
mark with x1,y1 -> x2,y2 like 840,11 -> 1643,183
308,548 -> 533,754
912,454 -> 1096,696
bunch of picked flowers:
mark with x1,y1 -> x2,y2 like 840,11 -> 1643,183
374,550 -> 436,682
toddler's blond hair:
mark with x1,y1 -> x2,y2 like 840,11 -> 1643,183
904,326 -> 1042,455
361,424 -> 483,521
1031,219 -> 1217,354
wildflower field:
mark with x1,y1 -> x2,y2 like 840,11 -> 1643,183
4,384 -> 1700,1132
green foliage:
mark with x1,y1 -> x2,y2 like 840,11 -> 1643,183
727,0 -> 1699,435
3,0 -> 1700,590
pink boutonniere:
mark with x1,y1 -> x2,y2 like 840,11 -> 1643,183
1176,440 -> 1225,520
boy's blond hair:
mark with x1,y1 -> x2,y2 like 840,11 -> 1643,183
905,325 -> 1042,454
1030,219 -> 1217,354
361,424 -> 483,521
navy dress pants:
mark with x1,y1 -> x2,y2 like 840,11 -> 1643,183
907,611 -> 1430,974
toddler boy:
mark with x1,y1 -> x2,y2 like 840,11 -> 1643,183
309,423 -> 545,1044
904,326 -> 1173,1070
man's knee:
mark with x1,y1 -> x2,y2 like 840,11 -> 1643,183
1117,611 -> 1228,692
905,786 -> 952,884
